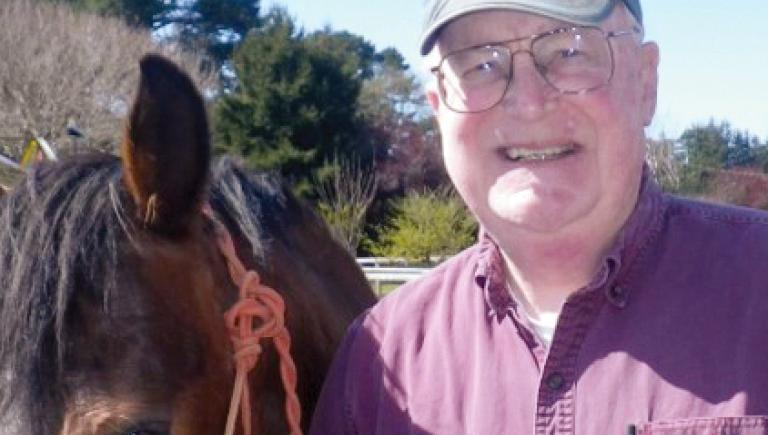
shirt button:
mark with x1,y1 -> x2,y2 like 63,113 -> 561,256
608,285 -> 628,308
546,373 -> 565,391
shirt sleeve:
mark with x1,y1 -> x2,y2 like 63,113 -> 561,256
309,312 -> 370,435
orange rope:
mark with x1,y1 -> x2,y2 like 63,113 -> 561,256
204,207 -> 303,435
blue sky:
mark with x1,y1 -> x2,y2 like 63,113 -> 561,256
264,1 -> 768,141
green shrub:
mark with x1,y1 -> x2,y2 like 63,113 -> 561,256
366,187 -> 478,264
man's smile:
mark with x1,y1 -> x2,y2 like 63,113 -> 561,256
498,143 -> 580,162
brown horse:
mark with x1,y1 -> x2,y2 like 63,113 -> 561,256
0,55 -> 376,435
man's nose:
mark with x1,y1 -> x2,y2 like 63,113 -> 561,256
498,53 -> 557,119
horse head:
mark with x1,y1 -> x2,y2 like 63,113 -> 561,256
0,54 -> 375,435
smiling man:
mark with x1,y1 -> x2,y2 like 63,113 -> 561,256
310,1 -> 768,433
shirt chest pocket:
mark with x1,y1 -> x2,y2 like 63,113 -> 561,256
633,416 -> 768,434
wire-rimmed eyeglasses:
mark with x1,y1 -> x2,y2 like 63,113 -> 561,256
430,25 -> 641,113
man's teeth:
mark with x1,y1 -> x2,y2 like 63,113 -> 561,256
505,145 -> 575,162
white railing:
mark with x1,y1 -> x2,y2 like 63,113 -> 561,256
356,257 -> 432,296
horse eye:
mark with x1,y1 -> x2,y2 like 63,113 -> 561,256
125,430 -> 169,435
123,423 -> 170,435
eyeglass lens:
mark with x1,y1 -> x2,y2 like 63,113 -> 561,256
439,27 -> 614,113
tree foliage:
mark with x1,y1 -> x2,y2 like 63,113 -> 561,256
305,28 -> 377,79
376,47 -> 409,71
677,120 -> 767,194
169,0 -> 260,64
358,60 -> 446,194
682,121 -> 730,170
367,187 -> 478,264
213,8 -> 370,196
726,131 -> 757,168
678,121 -> 729,193
0,0 -> 215,157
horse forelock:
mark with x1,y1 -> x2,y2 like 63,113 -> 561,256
0,154 -> 127,433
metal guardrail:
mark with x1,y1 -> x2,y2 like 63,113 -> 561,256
361,266 -> 429,282
357,258 -> 432,296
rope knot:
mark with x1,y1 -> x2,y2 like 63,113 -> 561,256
204,207 -> 302,435
230,335 -> 262,372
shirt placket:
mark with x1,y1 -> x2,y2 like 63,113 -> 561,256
533,290 -> 603,435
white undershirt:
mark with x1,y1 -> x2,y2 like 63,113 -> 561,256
524,311 -> 559,348
507,281 -> 561,348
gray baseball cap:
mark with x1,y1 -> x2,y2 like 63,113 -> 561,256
420,0 -> 643,55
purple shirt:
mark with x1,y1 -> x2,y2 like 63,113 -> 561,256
310,175 -> 768,434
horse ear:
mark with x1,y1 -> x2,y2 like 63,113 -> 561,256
122,54 -> 210,237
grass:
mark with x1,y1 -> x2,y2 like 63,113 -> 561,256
371,281 -> 401,298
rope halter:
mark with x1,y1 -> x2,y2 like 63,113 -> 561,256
203,206 -> 303,435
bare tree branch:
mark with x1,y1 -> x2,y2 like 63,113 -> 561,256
0,0 -> 217,158
646,137 -> 681,191
315,155 -> 378,255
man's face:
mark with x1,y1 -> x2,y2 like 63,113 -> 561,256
427,7 -> 659,245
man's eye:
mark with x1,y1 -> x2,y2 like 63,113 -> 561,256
472,62 -> 496,72
560,48 -> 584,58
462,61 -> 504,81
547,48 -> 594,69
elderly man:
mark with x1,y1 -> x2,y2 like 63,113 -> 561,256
311,0 -> 768,433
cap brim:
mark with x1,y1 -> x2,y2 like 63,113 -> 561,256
420,0 -> 616,55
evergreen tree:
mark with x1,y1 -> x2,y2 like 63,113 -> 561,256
170,0 -> 260,64
754,144 -> 768,173
727,130 -> 755,168
679,120 -> 731,193
305,29 -> 377,79
213,8 -> 369,196
375,47 -> 408,71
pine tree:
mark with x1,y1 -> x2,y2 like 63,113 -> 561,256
171,0 -> 260,63
213,8 -> 370,197
679,120 -> 731,193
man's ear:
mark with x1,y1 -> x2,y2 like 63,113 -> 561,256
426,83 -> 441,113
640,41 -> 660,127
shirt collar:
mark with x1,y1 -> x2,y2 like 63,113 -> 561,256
475,166 -> 666,318
475,234 -> 513,319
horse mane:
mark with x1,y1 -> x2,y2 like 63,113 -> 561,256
0,153 -> 288,432
0,154 -> 122,431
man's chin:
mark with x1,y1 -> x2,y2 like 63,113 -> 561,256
486,197 -> 595,236
492,213 -> 575,235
